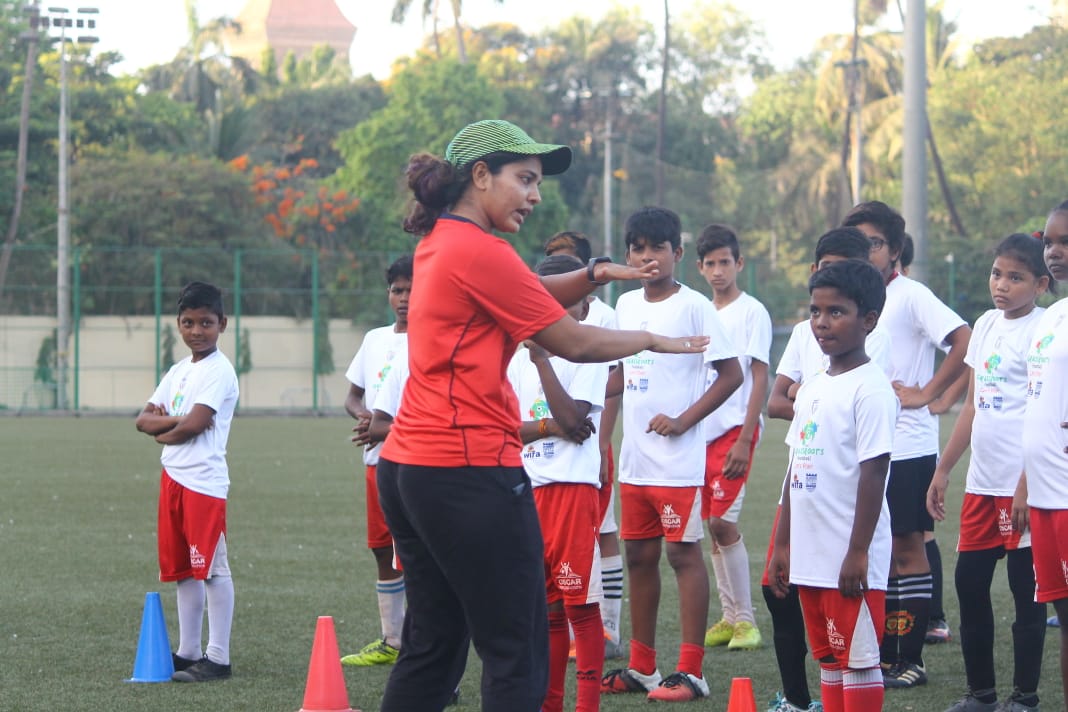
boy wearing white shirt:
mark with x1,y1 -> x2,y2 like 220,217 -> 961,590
693,224 -> 771,654
769,259 -> 898,712
340,255 -> 411,667
508,254 -> 611,712
601,207 -> 742,702
842,202 -> 971,688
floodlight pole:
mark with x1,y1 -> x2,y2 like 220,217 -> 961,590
48,5 -> 98,410
903,0 -> 927,280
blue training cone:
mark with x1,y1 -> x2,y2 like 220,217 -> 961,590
126,592 -> 175,683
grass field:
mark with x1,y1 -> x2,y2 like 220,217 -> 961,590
1,414 -> 1062,711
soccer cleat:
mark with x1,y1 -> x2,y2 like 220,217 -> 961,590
883,661 -> 927,688
766,691 -> 808,712
171,657 -> 232,682
340,638 -> 400,666
646,671 -> 710,702
601,667 -> 662,694
996,688 -> 1040,711
727,620 -> 763,650
944,689 -> 999,711
704,618 -> 734,647
1047,615 -> 1060,628
172,653 -> 199,672
925,618 -> 952,644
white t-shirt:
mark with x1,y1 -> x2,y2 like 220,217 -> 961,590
881,275 -> 967,459
964,307 -> 1045,495
1023,298 -> 1068,508
507,351 -> 608,488
586,295 -> 616,330
703,292 -> 772,442
344,326 -> 408,465
149,350 -> 239,499
785,361 -> 897,589
776,320 -> 893,384
615,284 -> 737,486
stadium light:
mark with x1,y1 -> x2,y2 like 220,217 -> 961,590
41,4 -> 98,410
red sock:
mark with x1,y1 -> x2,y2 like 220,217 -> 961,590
628,638 -> 657,676
567,604 -> 604,712
676,642 -> 704,677
842,667 -> 884,712
545,608 -> 568,712
819,664 -> 844,712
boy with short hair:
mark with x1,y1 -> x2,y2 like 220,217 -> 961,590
601,206 -> 742,702
545,232 -> 626,657
694,224 -> 771,653
135,281 -> 240,682
509,253 -> 611,712
842,201 -> 970,688
769,259 -> 899,712
340,255 -> 412,666
763,226 -> 890,712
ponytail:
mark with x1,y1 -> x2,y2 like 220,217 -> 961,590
403,153 -> 465,236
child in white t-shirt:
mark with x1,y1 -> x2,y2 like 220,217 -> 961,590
692,224 -> 771,653
769,259 -> 898,712
508,253 -> 611,712
340,255 -> 412,667
135,281 -> 240,682
1022,202 -> 1068,711
927,233 -> 1052,711
601,207 -> 741,702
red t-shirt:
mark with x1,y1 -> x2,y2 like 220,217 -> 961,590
381,216 -> 567,467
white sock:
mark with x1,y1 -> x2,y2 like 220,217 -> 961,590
721,535 -> 755,625
709,545 -> 736,623
377,577 -> 405,649
204,575 -> 234,665
600,554 -> 624,644
176,577 -> 205,660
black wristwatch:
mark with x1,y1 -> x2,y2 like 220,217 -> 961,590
587,256 -> 612,285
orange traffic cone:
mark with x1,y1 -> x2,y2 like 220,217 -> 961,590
726,676 -> 757,712
298,616 -> 359,712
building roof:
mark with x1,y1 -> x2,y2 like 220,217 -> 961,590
226,0 -> 356,68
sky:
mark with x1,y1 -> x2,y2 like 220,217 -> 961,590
80,0 -> 1056,77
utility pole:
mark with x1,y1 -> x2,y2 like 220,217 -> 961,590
45,5 -> 98,410
903,0 -> 927,280
602,105 -> 614,305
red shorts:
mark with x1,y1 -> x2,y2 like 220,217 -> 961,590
799,586 -> 886,669
958,493 -> 1027,551
702,426 -> 758,521
534,483 -> 603,606
761,505 -> 783,587
157,469 -> 227,582
598,445 -> 615,524
1029,508 -> 1068,603
619,483 -> 704,542
365,464 -> 393,550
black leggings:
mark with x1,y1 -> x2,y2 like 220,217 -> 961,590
955,546 -> 1046,695
377,459 -> 548,712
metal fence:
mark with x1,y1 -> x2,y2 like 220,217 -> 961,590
0,243 -> 910,413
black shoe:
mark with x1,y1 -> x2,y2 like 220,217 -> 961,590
172,653 -> 199,672
171,657 -> 232,682
883,661 -> 927,689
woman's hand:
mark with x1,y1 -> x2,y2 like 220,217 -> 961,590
595,261 -> 660,284
648,335 -> 709,354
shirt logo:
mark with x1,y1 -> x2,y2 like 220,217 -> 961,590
523,445 -> 541,460
660,504 -> 682,530
1061,560 -> 1068,586
1035,333 -> 1055,355
189,544 -> 206,570
799,421 -> 818,444
983,353 -> 1002,375
998,508 -> 1013,537
529,398 -> 550,420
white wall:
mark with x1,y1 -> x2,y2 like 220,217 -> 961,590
0,315 -> 369,411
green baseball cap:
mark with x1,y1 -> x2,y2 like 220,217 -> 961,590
445,119 -> 572,176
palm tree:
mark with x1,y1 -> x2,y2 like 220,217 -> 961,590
391,0 -> 504,64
